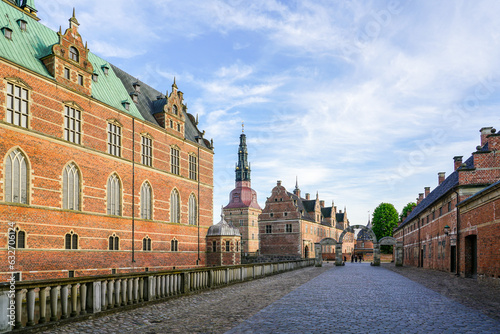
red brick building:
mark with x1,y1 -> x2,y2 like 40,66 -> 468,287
394,127 -> 500,280
0,1 -> 214,280
259,180 -> 354,259
223,130 -> 261,255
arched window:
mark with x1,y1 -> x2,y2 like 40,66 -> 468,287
69,47 -> 79,62
172,105 -> 178,115
109,233 -> 119,250
171,239 -> 178,252
107,174 -> 121,215
63,163 -> 80,210
142,236 -> 152,251
170,189 -> 180,223
65,231 -> 78,249
9,227 -> 25,248
188,194 -> 197,225
5,149 -> 28,204
140,182 -> 152,219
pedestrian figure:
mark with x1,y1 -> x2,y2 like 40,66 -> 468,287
344,256 -> 347,262
355,256 -> 357,263
359,256 -> 362,263
351,255 -> 354,263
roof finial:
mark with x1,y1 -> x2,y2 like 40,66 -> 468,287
316,191 -> 319,200
72,7 -> 76,19
295,176 -> 299,189
221,205 -> 225,220
242,122 -> 244,133
172,77 -> 177,89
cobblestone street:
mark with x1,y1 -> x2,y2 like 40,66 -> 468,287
39,263 -> 500,334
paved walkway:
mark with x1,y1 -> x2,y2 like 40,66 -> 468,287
40,263 -> 500,333
227,263 -> 500,334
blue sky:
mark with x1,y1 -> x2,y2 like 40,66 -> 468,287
36,0 -> 500,226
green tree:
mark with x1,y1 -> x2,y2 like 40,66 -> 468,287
372,203 -> 399,253
400,202 -> 416,222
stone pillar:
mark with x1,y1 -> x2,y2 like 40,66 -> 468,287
101,281 -> 107,311
80,283 -> 87,315
38,287 -> 50,323
0,290 -> 13,332
396,242 -> 403,267
335,243 -> 343,266
14,289 -> 26,329
60,285 -> 70,319
50,286 -> 60,322
372,243 -> 381,266
314,243 -> 322,267
27,287 -> 38,326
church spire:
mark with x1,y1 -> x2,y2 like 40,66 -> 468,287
235,126 -> 250,182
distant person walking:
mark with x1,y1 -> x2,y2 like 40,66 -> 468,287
359,256 -> 362,263
351,255 -> 354,263
355,256 -> 357,263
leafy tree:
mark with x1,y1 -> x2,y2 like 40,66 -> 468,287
400,202 -> 416,222
372,203 -> 399,254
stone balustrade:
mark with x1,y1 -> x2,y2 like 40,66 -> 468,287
0,259 -> 314,333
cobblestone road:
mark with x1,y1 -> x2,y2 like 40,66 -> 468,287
40,263 -> 500,333
227,263 -> 500,334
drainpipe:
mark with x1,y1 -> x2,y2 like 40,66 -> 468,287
417,215 -> 421,267
195,136 -> 201,265
132,118 -> 136,263
453,189 -> 460,276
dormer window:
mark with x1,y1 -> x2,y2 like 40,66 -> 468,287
133,82 -> 141,93
69,47 -> 79,62
130,92 -> 138,103
102,65 -> 109,76
92,73 -> 99,82
3,27 -> 12,40
18,20 -> 27,31
122,101 -> 130,111
172,105 -> 178,115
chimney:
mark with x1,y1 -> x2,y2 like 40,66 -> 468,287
438,172 -> 445,185
453,156 -> 463,171
417,193 -> 424,205
424,187 -> 430,198
320,200 -> 325,208
305,193 -> 310,200
277,180 -> 282,186
480,127 -> 494,146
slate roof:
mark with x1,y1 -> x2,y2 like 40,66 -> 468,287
397,155 -> 474,230
458,179 -> 500,206
302,200 -> 316,212
321,207 -> 332,218
0,1 -> 208,148
286,192 -> 315,222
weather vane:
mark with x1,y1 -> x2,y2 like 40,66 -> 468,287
242,122 -> 244,133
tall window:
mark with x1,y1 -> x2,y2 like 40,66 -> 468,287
171,147 -> 180,175
170,189 -> 180,223
107,122 -> 121,157
225,240 -> 230,252
171,239 -> 178,252
65,231 -> 78,249
64,105 -> 81,144
189,154 -> 197,180
107,174 -> 121,216
212,241 -> 216,252
69,47 -> 79,62
172,105 -> 178,115
141,136 -> 152,166
109,233 -> 119,250
5,149 -> 28,204
188,194 -> 197,225
6,82 -> 29,128
63,163 -> 80,210
266,225 -> 272,234
9,227 -> 25,249
140,182 -> 152,220
143,236 -> 152,251
286,224 -> 292,233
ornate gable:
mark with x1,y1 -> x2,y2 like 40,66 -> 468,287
40,9 -> 93,96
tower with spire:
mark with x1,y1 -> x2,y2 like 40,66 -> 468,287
223,124 -> 262,254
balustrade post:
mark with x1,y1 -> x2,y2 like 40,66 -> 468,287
133,278 -> 139,303
156,276 -> 161,298
127,278 -> 133,304
147,276 -> 155,301
161,275 -> 166,297
138,277 -> 144,302
70,284 -> 80,317
107,280 -> 114,308
14,289 -> 26,329
92,281 -> 101,313
38,286 -> 50,323
101,281 -> 107,311
114,279 -> 121,307
80,283 -> 87,315
60,285 -> 70,319
121,279 -> 127,306
50,286 -> 60,322
27,287 -> 39,326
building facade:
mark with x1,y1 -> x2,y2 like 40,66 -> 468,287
0,1 -> 214,280
223,130 -> 261,254
259,180 -> 354,259
206,210 -> 242,266
394,127 -> 500,280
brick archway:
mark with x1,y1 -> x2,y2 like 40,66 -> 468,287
337,225 -> 380,266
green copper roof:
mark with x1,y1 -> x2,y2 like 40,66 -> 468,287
0,0 -> 144,120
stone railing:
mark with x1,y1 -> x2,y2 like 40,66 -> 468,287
0,259 -> 314,333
